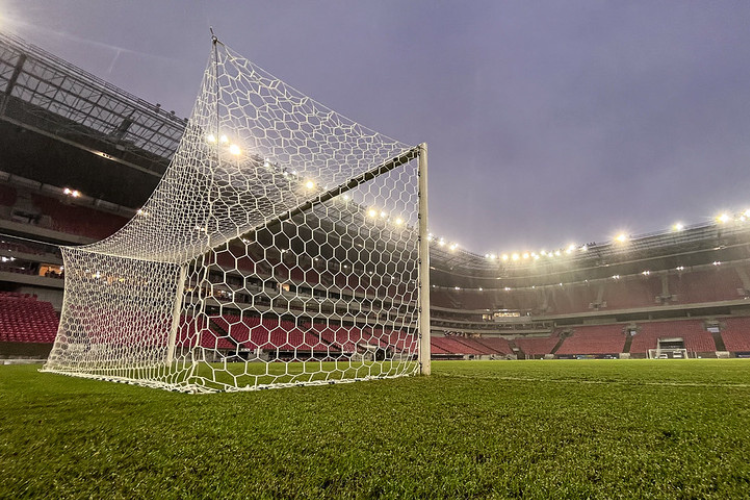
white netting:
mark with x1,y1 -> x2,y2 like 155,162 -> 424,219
43,40 -> 425,392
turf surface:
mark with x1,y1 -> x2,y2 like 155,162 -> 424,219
2,359 -> 750,499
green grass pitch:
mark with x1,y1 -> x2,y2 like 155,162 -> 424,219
2,359 -> 750,499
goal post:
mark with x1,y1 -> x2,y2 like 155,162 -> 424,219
418,142 -> 431,376
42,37 -> 428,392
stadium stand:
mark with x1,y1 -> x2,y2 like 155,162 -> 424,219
179,316 -> 236,350
514,334 -> 559,357
431,336 -> 485,356
28,193 -> 129,240
721,318 -> 750,352
0,293 -> 59,343
471,336 -> 513,355
602,277 -> 661,310
556,324 -> 626,356
545,283 -> 598,315
669,268 -> 745,304
7,32 -> 750,365
0,184 -> 17,207
629,320 -> 716,354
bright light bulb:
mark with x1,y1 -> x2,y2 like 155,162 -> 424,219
305,180 -> 315,190
673,223 -> 684,232
207,134 -> 217,143
615,233 -> 628,243
395,217 -> 404,226
717,213 -> 730,224
228,144 -> 241,155
219,135 -> 228,144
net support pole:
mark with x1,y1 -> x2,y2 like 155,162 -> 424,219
166,263 -> 187,365
418,142 -> 431,375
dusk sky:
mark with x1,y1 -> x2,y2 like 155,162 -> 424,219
5,1 -> 750,255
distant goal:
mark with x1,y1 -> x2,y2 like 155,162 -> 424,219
648,348 -> 689,359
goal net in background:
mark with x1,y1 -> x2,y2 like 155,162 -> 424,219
42,37 -> 429,392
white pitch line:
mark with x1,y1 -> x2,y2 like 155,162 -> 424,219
437,373 -> 750,388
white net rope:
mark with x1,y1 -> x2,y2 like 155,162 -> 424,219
43,40 -> 423,392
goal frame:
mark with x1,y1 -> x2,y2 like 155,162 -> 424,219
42,36 -> 431,392
648,348 -> 690,359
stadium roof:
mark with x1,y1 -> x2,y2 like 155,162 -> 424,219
430,216 -> 750,277
0,33 -> 186,177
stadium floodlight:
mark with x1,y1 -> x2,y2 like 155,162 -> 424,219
717,213 -> 731,224
43,35 -> 430,392
615,233 -> 628,243
672,223 -> 684,232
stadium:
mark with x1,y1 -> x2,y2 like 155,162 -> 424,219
2,28 -> 750,499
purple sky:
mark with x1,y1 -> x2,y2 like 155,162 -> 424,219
6,1 -> 750,255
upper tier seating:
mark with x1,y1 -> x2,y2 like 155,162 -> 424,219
669,268 -> 745,304
602,278 -> 661,310
544,283 -> 598,315
30,193 -> 130,240
556,324 -> 626,355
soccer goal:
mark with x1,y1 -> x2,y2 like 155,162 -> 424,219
42,36 -> 430,392
648,348 -> 689,359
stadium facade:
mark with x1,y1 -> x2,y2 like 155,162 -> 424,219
2,33 -> 750,362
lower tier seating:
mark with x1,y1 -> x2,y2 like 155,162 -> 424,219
0,295 -> 59,343
556,325 -> 626,355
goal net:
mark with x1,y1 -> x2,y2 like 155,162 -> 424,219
42,38 -> 429,392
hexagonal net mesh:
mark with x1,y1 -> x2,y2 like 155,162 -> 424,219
42,40 -> 426,392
